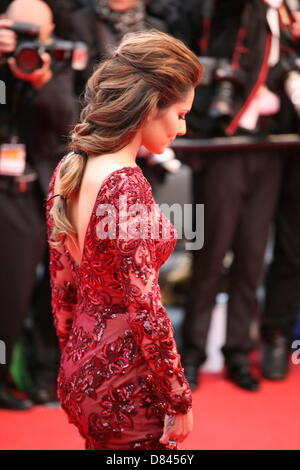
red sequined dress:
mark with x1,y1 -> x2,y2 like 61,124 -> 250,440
46,159 -> 192,450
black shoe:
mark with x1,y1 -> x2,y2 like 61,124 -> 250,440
226,365 -> 260,392
26,376 -> 58,405
262,335 -> 290,381
0,383 -> 34,410
182,364 -> 200,391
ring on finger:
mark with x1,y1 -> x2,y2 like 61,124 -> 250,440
168,440 -> 177,447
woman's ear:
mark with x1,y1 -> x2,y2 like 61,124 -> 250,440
146,106 -> 158,123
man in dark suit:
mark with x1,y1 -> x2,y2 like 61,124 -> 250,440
71,0 -> 169,96
180,0 -> 289,392
261,3 -> 300,380
0,0 -> 77,409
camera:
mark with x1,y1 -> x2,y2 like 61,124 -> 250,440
199,56 -> 247,120
2,21 -> 88,73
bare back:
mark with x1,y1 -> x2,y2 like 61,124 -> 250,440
53,155 -> 137,266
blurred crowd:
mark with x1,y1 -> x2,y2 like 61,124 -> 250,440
0,0 -> 299,411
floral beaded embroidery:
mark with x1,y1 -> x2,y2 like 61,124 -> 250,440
46,163 -> 192,449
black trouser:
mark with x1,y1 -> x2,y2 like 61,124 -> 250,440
0,184 -> 46,382
24,247 -> 60,385
181,149 -> 282,367
261,152 -> 300,344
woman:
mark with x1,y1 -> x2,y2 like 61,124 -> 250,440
46,30 -> 202,450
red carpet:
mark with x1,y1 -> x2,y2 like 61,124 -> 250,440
0,364 -> 299,450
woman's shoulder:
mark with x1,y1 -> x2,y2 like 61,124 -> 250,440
98,165 -> 151,199
86,163 -> 153,211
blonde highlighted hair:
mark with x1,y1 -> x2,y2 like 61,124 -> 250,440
49,30 -> 203,246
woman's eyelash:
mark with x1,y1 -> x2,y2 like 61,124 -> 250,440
179,115 -> 186,120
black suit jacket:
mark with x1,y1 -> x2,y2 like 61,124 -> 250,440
0,61 -> 78,195
182,0 -> 272,137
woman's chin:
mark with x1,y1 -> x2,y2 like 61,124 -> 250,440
154,145 -> 169,155
143,144 -> 167,155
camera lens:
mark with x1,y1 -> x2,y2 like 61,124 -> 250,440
16,47 -> 42,73
209,81 -> 235,118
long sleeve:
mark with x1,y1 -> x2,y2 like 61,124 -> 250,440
117,234 -> 192,416
46,164 -> 77,352
92,169 -> 192,416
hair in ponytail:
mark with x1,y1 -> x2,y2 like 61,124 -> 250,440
49,151 -> 87,247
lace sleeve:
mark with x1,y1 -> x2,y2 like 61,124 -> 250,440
46,163 -> 77,351
94,170 -> 192,416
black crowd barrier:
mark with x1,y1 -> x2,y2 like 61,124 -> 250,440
171,134 -> 300,152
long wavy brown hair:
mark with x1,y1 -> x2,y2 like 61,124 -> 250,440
49,30 -> 203,246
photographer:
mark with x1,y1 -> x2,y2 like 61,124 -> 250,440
261,1 -> 300,381
180,0 -> 287,392
0,0 -> 78,410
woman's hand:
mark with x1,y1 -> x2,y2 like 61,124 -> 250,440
159,409 -> 193,446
